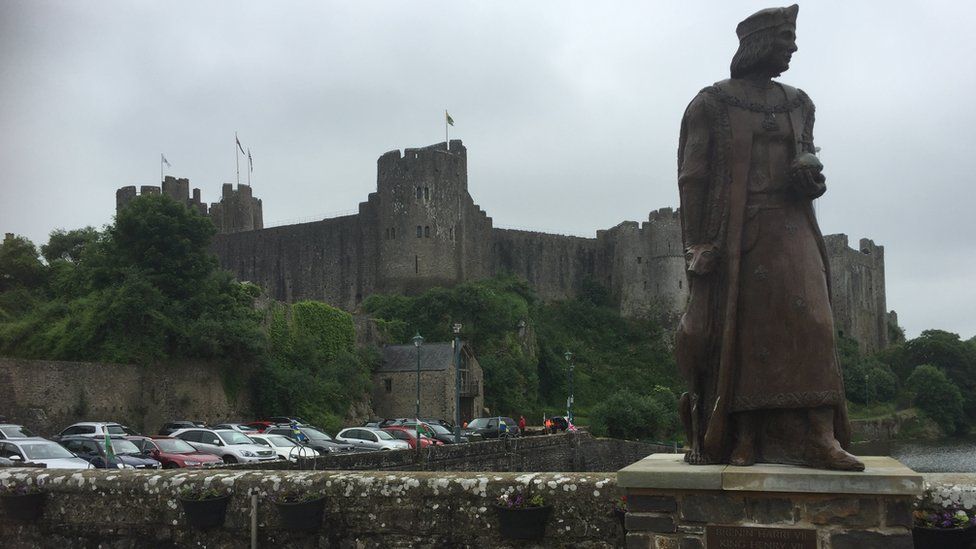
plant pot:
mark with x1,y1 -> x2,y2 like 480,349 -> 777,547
1,492 -> 45,521
494,504 -> 552,540
913,524 -> 976,549
275,496 -> 326,531
180,495 -> 231,529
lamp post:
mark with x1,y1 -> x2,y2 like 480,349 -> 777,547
413,333 -> 424,460
564,350 -> 574,423
453,323 -> 463,444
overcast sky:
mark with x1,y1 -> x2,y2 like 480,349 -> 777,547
2,1 -> 974,339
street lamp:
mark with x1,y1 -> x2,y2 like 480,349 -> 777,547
413,333 -> 424,460
452,323 -> 463,444
564,350 -> 575,423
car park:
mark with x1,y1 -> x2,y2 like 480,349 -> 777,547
171,428 -> 277,464
464,417 -> 521,439
264,426 -> 355,454
247,433 -> 322,461
127,436 -> 222,468
59,435 -> 161,469
0,424 -> 36,439
0,438 -> 91,469
380,426 -> 442,449
336,428 -> 410,451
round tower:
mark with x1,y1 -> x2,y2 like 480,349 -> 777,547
374,141 -> 468,293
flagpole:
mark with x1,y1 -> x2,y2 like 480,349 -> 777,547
247,148 -> 251,186
235,132 -> 240,186
445,110 -> 449,151
160,153 -> 163,184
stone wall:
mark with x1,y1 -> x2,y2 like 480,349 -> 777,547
0,358 -> 250,436
226,432 -> 677,474
0,467 -> 622,548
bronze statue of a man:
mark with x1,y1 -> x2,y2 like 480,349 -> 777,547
676,4 -> 863,470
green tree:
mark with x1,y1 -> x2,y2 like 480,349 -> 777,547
0,235 -> 45,292
588,387 -> 679,441
907,364 -> 965,435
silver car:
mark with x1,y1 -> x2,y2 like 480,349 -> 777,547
335,428 -> 410,451
171,428 -> 276,464
0,438 -> 91,469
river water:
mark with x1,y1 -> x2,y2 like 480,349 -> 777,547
852,437 -> 976,473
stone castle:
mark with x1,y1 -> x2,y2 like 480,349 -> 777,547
115,140 -> 891,351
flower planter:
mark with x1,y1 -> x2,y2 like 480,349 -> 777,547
179,495 -> 231,529
913,524 -> 976,549
275,496 -> 326,531
494,504 -> 552,540
1,492 -> 45,521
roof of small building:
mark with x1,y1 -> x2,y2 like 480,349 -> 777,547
379,342 -> 465,373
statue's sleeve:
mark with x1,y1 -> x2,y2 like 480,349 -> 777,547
799,90 -> 817,154
677,93 -> 713,249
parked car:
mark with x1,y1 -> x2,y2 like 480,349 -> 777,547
265,426 -> 355,454
59,435 -> 161,469
211,422 -> 260,433
336,428 -> 410,451
127,436 -> 222,468
265,416 -> 311,426
0,424 -> 36,439
243,421 -> 276,432
381,426 -> 443,449
464,417 -> 521,439
54,422 -> 138,441
547,416 -> 576,432
0,438 -> 91,469
406,422 -> 469,444
170,428 -> 277,464
159,421 -> 201,435
247,433 -> 323,461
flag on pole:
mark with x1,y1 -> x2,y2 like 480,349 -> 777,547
103,431 -> 116,468
247,148 -> 253,172
161,153 -> 171,168
445,111 -> 454,126
236,133 -> 246,155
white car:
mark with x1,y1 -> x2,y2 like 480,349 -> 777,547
55,422 -> 136,440
247,434 -> 322,461
170,428 -> 276,464
0,438 -> 91,469
335,428 -> 410,451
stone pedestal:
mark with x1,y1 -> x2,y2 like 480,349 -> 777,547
617,454 -> 922,549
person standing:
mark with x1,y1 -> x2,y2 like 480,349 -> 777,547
518,416 -> 527,433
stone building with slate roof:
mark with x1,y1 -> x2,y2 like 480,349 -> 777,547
372,341 -> 484,424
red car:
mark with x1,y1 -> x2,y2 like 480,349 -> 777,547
244,421 -> 276,432
127,436 -> 222,468
381,426 -> 443,449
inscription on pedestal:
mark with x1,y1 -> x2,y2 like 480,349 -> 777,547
706,525 -> 816,549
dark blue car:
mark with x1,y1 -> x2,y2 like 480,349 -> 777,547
59,435 -> 161,469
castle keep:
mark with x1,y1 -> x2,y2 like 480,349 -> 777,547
115,140 -> 891,351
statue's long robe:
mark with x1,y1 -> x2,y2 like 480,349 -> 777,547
676,78 -> 851,463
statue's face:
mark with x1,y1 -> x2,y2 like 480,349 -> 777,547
764,24 -> 798,75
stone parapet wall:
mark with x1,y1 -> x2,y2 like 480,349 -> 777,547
224,432 -> 678,473
0,467 -> 621,548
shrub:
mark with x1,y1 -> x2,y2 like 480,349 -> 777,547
588,387 -> 679,441
907,364 -> 964,435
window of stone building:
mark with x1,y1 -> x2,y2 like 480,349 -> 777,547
424,226 -> 430,238
385,379 -> 392,393
417,226 -> 422,238
643,281 -> 647,289
678,279 -> 683,289
424,186 -> 430,200
416,186 -> 422,199
637,257 -> 642,264
450,227 -> 454,240
391,227 -> 396,239
385,228 -> 390,240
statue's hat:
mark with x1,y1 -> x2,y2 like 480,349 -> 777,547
736,4 -> 798,40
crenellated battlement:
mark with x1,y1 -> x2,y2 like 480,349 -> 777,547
115,177 -> 260,233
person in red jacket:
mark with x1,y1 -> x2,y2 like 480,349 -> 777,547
518,416 -> 526,432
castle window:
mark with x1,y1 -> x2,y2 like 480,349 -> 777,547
385,379 -> 392,393
416,187 -> 422,199
416,226 -> 422,238
385,228 -> 390,240
391,227 -> 396,239
637,257 -> 642,264
424,226 -> 430,238
678,280 -> 683,289
450,227 -> 454,240
424,186 -> 430,200
643,281 -> 647,289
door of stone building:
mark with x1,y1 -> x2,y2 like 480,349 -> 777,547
460,397 -> 474,424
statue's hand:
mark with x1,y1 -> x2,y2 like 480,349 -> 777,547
791,153 -> 827,199
685,244 -> 719,276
